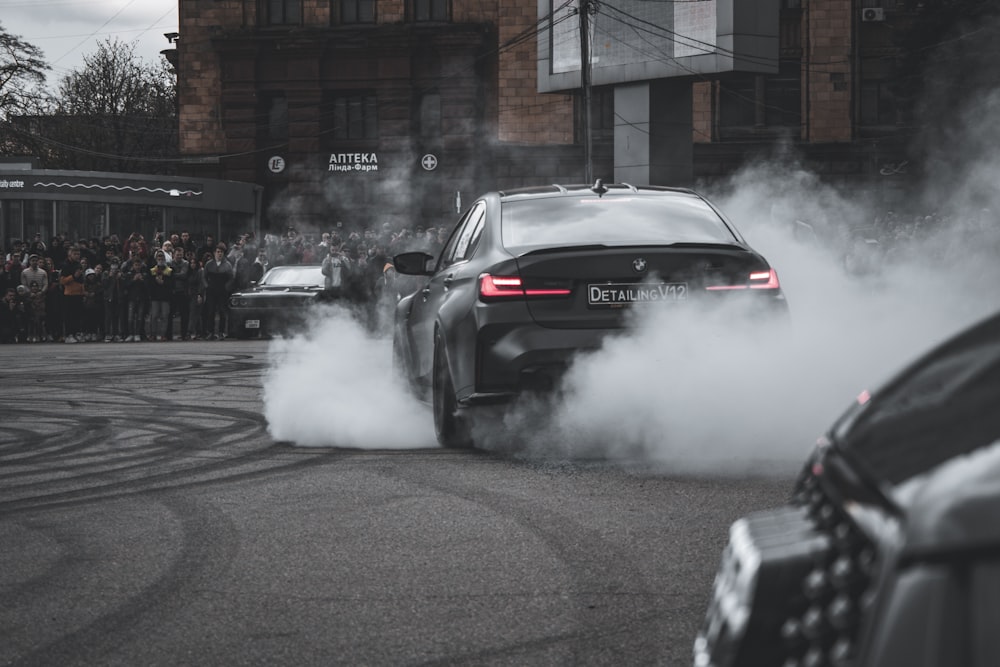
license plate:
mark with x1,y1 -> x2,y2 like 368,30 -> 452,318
245,319 -> 260,329
588,282 -> 688,308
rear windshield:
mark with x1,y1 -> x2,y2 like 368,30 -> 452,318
261,266 -> 325,286
500,194 -> 740,254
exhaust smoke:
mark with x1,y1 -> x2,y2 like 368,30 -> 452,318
263,304 -> 434,449
262,15 -> 1000,472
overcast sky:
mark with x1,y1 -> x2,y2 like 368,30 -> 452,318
1,0 -> 178,87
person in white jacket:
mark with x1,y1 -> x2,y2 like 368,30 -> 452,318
321,244 -> 352,295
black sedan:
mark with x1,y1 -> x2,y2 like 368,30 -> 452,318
391,182 -> 789,448
228,264 -> 326,338
694,309 -> 1000,667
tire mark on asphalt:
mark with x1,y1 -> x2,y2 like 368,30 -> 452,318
382,460 -> 670,664
5,494 -> 242,667
0,348 -> 325,516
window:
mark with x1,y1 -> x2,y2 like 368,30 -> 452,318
412,0 -> 449,22
860,82 -> 897,126
719,76 -> 758,129
418,93 -> 441,139
322,92 -> 378,141
452,204 -> 486,262
263,0 -> 302,25
719,67 -> 801,138
860,57 -> 899,127
335,0 -> 375,24
264,95 -> 288,142
439,201 -> 485,267
765,63 -> 801,128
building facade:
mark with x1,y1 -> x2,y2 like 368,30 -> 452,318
175,0 -> 913,233
690,0 -> 911,195
177,0 -> 592,234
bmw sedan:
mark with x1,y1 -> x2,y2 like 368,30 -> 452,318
391,182 -> 789,448
228,264 -> 326,338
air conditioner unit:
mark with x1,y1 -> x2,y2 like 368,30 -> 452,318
862,7 -> 885,21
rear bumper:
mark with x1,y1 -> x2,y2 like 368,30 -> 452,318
458,294 -> 790,404
472,323 -> 609,398
229,307 -> 308,335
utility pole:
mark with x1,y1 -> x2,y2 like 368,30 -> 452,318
579,0 -> 594,183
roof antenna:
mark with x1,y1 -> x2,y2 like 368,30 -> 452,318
592,179 -> 608,197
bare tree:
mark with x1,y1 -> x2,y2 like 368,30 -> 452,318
46,37 -> 177,173
0,21 -> 53,160
0,20 -> 49,119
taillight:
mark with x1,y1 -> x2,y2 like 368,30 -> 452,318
749,269 -> 780,289
705,268 -> 781,291
478,274 -> 572,300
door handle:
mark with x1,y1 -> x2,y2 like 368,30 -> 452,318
443,274 -> 455,288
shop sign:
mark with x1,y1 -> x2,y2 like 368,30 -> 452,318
268,156 -> 286,173
329,153 -> 379,173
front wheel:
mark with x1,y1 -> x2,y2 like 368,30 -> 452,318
432,335 -> 473,449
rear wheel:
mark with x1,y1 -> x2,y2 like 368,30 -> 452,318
432,335 -> 472,449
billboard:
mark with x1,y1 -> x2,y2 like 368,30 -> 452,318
538,0 -> 779,92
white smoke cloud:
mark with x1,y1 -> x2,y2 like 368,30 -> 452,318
263,19 -> 1000,471
263,156 -> 1000,467
491,151 -> 1000,474
262,304 -> 434,449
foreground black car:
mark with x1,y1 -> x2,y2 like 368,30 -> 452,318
392,182 -> 789,448
228,265 -> 326,338
695,309 -> 1000,667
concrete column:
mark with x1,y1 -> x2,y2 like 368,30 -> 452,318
613,79 -> 693,186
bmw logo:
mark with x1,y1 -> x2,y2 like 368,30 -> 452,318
632,257 -> 647,273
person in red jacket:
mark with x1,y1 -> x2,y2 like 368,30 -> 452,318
59,246 -> 85,343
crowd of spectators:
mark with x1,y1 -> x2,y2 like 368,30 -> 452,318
0,223 -> 447,344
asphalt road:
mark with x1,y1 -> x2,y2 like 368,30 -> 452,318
0,340 -> 792,666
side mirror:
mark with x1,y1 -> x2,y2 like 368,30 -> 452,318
393,251 -> 435,276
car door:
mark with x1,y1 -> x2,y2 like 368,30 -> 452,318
409,201 -> 486,380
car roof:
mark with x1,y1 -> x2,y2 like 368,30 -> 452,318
496,182 -> 698,200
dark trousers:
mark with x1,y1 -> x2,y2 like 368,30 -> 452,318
204,291 -> 229,336
62,295 -> 83,336
169,292 -> 189,339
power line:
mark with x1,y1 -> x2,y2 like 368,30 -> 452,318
50,0 -> 140,67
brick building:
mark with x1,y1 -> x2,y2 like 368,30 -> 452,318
176,0 -> 591,233
174,0 -> 912,233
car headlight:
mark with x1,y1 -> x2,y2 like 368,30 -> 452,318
695,519 -> 761,667
694,507 -> 831,667
230,297 -> 246,307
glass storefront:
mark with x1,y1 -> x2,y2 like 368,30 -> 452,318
0,170 -> 261,255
